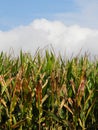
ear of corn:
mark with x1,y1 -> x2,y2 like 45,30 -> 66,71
0,51 -> 98,129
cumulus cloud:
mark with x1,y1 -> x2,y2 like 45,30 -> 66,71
0,19 -> 98,57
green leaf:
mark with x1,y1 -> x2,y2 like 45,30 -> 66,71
1,85 -> 7,95
85,99 -> 96,121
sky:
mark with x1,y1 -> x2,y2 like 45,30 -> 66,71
0,0 -> 79,30
0,0 -> 98,57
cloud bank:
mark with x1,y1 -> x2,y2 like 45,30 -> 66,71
0,19 -> 98,57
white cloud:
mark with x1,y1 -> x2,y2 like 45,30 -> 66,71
54,0 -> 98,29
0,19 -> 98,58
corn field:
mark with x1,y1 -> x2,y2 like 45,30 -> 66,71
0,50 -> 98,130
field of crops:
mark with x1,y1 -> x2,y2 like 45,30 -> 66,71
0,50 -> 98,130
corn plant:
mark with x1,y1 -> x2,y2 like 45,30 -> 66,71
0,50 -> 98,130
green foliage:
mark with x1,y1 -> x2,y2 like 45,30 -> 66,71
0,51 -> 98,130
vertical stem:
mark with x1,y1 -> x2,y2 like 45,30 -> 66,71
0,101 -> 1,124
38,101 -> 41,130
39,114 -> 40,130
0,87 -> 1,124
82,120 -> 85,130
66,103 -> 68,130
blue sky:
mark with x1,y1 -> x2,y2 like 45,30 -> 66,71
0,0 -> 98,30
0,0 -> 80,30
